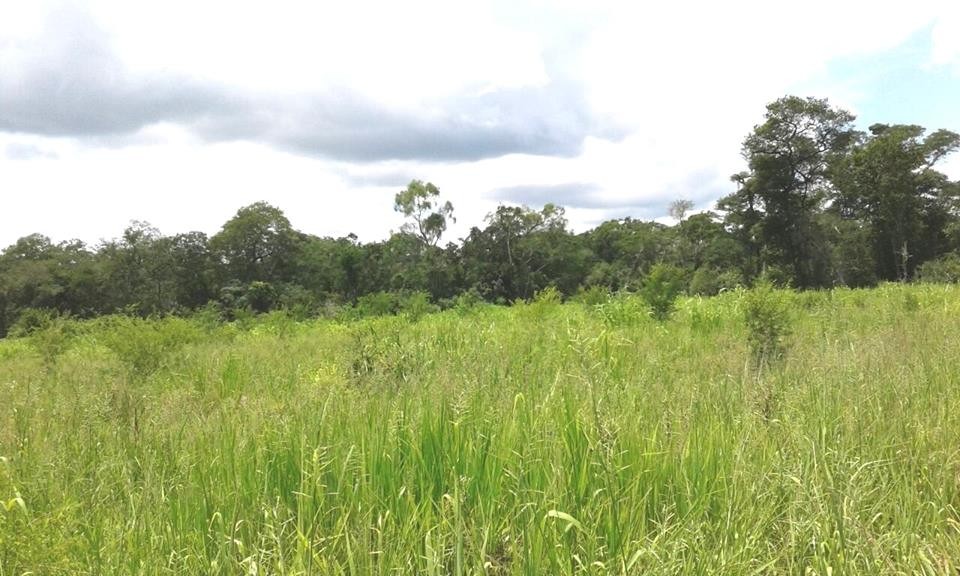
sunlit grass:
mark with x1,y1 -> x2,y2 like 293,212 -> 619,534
2,284 -> 960,574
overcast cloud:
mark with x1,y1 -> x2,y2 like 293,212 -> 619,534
1,0 -> 958,246
0,4 -> 607,162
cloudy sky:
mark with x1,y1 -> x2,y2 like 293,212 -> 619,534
2,1 -> 959,248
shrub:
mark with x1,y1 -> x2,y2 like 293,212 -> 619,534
95,316 -> 203,379
452,289 -> 485,315
573,285 -> 610,306
9,308 -> 61,338
277,283 -> 319,320
399,292 -> 437,322
743,279 -> 792,367
640,264 -> 686,321
354,292 -> 402,318
245,281 -> 278,314
689,267 -> 743,296
918,253 -> 960,284
595,292 -> 649,328
18,312 -> 78,371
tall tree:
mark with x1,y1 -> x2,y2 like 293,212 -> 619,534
210,202 -> 301,284
168,231 -> 216,309
831,124 -> 960,280
0,235 -> 101,335
394,180 -> 455,247
104,221 -> 178,314
461,204 -> 585,300
669,199 -> 694,222
722,96 -> 857,287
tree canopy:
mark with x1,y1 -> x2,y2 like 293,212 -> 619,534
1,96 -> 958,334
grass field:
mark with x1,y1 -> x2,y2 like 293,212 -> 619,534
2,284 -> 960,574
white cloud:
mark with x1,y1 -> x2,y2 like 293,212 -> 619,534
89,0 -> 550,102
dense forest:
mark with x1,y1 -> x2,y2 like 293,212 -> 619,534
2,96 -> 958,336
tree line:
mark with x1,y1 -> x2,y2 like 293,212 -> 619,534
2,96 -> 958,336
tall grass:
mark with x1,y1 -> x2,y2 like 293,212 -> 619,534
2,284 -> 960,574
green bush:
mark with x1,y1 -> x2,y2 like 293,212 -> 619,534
18,312 -> 78,371
94,316 -> 203,379
918,253 -> 960,283
573,284 -> 610,306
640,264 -> 686,321
349,291 -> 439,321
743,280 -> 792,367
399,292 -> 437,322
595,292 -> 649,328
9,308 -> 62,338
245,281 -> 278,314
354,292 -> 402,318
452,289 -> 485,315
689,267 -> 743,296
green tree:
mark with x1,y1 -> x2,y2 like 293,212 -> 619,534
461,204 -> 584,301
0,235 -> 101,335
722,96 -> 857,287
210,202 -> 301,284
640,263 -> 686,321
585,218 -> 672,290
168,231 -> 216,309
97,222 -> 179,315
831,124 -> 960,280
394,180 -> 455,247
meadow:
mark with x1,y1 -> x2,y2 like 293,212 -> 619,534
2,284 -> 960,574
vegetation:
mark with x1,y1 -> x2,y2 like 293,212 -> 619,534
1,94 -> 959,572
1,96 -> 958,336
2,284 -> 960,573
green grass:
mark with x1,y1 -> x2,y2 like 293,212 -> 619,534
2,284 -> 960,574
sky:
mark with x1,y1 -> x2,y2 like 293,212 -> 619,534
2,0 -> 959,248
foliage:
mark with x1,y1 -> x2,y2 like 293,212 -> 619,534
721,96 -> 857,287
832,124 -> 960,281
394,180 -> 455,247
0,97 -> 957,335
572,284 -> 610,306
594,291 -> 649,327
209,202 -> 301,284
8,307 -> 61,338
743,279 -> 792,366
918,252 -> 960,283
92,315 -> 204,379
353,291 -> 403,318
399,291 -> 438,322
688,267 -> 742,296
639,263 -> 686,320
12,309 -> 78,370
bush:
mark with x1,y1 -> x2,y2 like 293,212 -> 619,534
595,292 -> 649,328
16,311 -> 78,371
399,292 -> 437,322
689,267 -> 743,296
918,253 -> 960,284
354,292 -> 402,318
452,289 -> 485,315
349,291 -> 439,321
277,283 -> 320,320
245,281 -> 278,314
743,280 -> 792,367
94,316 -> 203,379
573,285 -> 610,306
640,264 -> 686,321
9,308 -> 62,338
